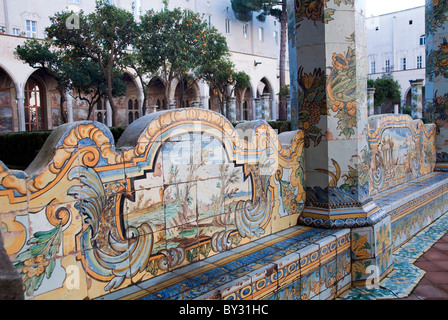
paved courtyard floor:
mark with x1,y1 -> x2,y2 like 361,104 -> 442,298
340,212 -> 448,300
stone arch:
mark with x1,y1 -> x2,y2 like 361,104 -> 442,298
23,72 -> 49,131
0,66 -> 16,132
175,78 -> 201,108
404,86 -> 412,110
256,77 -> 273,120
256,77 -> 272,97
122,72 -> 140,125
148,77 -> 167,111
236,86 -> 254,121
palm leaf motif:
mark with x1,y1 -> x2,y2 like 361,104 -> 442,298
68,165 -> 153,292
13,223 -> 62,296
235,148 -> 275,238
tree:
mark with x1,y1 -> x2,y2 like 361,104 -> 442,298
231,0 -> 287,120
15,39 -> 69,123
67,57 -> 127,120
46,1 -> 137,126
199,57 -> 250,116
368,77 -> 401,109
136,8 -> 229,110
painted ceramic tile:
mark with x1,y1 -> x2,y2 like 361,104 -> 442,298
300,268 -> 320,300
250,263 -> 278,300
319,257 -> 337,299
124,188 -> 165,236
0,108 -> 306,300
164,181 -> 196,229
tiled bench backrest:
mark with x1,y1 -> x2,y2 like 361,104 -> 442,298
0,108 -> 306,299
366,114 -> 436,196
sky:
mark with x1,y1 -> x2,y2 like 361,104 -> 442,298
366,0 -> 426,17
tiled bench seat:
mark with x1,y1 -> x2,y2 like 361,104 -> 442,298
373,172 -> 448,250
96,173 -> 448,301
97,226 -> 351,301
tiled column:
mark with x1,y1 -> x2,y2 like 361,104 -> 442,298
287,0 -> 383,225
254,98 -> 262,119
15,82 -> 25,132
287,0 -> 391,287
286,95 -> 291,121
105,100 -> 112,127
228,96 -> 237,122
424,0 -> 448,171
66,91 -> 74,123
410,79 -> 424,119
261,93 -> 271,121
367,88 -> 376,117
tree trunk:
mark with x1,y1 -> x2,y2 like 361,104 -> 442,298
165,80 -> 172,109
278,0 -> 287,121
106,67 -> 117,127
179,78 -> 186,108
57,84 -> 67,124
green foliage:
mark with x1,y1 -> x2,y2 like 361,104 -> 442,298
45,1 -> 138,126
199,57 -> 250,114
368,77 -> 401,107
279,84 -> 290,97
267,121 -> 291,133
15,39 -> 71,123
0,130 -> 52,169
14,2 -> 237,123
231,0 -> 283,22
135,8 -> 229,108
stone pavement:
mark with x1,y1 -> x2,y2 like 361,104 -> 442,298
396,231 -> 448,300
340,212 -> 448,300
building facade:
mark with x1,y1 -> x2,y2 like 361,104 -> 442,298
366,5 -> 426,110
0,0 -> 289,132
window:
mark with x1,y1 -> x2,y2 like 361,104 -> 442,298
409,20 -> 413,25
128,99 -> 139,124
417,55 -> 423,69
95,100 -> 107,125
258,27 -> 264,42
420,35 -> 426,46
385,59 -> 391,72
24,78 -> 46,131
401,57 -> 407,71
69,0 -> 80,3
243,24 -> 248,38
12,28 -> 20,36
26,20 -> 37,38
273,31 -> 278,45
375,26 -> 379,31
225,19 -> 231,34
371,61 -> 376,74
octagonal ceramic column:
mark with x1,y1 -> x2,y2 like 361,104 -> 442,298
261,93 -> 271,121
287,0 -> 384,226
367,88 -> 376,117
287,0 -> 391,287
410,79 -> 424,119
228,96 -> 237,122
424,0 -> 448,171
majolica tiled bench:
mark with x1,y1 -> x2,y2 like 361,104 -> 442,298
97,226 -> 351,300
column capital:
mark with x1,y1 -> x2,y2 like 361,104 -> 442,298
409,79 -> 424,86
